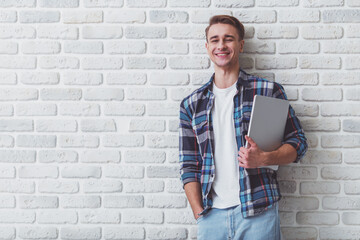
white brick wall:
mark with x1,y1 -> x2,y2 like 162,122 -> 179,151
0,0 -> 359,239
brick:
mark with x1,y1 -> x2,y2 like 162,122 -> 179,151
83,26 -> 122,39
123,210 -> 163,224
292,103 -> 319,117
347,25 -> 360,38
0,150 -> 35,163
84,0 -> 123,7
37,25 -> 78,40
303,0 -> 343,7
39,0 -> 79,7
124,180 -> 164,193
346,88 -> 360,101
191,72 -> 213,85
19,165 -> 58,179
284,88 -> 298,100
278,41 -> 319,54
81,119 -> 116,132
342,212 -> 360,225
306,133 -> 318,148
166,179 -> 184,193
104,165 -> 144,179
40,56 -> 79,69
296,211 -> 339,225
166,210 -> 194,224
323,10 -> 360,23
321,103 -> 360,116
302,25 -> 343,39
17,135 -> 56,148
279,212 -> 295,225
146,195 -> 187,208
36,119 -> 77,132
191,41 -> 207,54
127,88 -> 166,100
0,104 -> 13,116
0,41 -> 17,54
147,103 -> 179,116
147,166 -> 179,178
0,165 -> 15,178
301,150 -> 341,164
190,10 -> 232,23
150,10 -> 188,23
348,0 -> 360,6
302,88 -> 342,101
104,227 -> 145,240
62,10 -> 103,23
234,10 -> 276,23
107,72 -> 146,85
321,135 -> 360,147
166,150 -> 179,163
169,0 -> 210,7
19,195 -> 58,209
0,135 -> 14,147
302,118 -> 340,131
82,57 -> 122,70
61,196 -> 101,208
150,72 -> 189,86
81,150 -> 120,163
282,227 -> 317,240
279,9 -> 319,23
344,150 -> 360,164
0,0 -> 35,7
171,88 -> 195,101
169,25 -> 205,39
104,195 -> 143,208
84,88 -> 124,101
0,88 -> 38,101
320,227 -> 360,239
244,41 -> 275,54
150,41 -> 188,54
0,72 -> 16,85
345,56 -> 360,70
147,135 -> 178,148
80,210 -> 120,224
0,25 -> 35,39
127,0 -> 166,7
0,227 -> 15,239
60,227 -> 101,240
83,180 -> 122,193
277,166 -> 317,180
213,0 -> 253,7
0,119 -> 33,131
64,41 -> 103,54
62,166 -> 101,179
343,119 -> 360,132
105,10 -> 145,23
323,196 -> 360,210
0,211 -> 34,224
0,180 -> 35,193
59,103 -> 100,116
300,182 -> 340,195
322,166 -> 360,180
257,26 -> 298,39
103,134 -> 144,147
255,56 -> 297,70
125,26 -> 166,39
20,11 -> 60,23
129,120 -> 166,133
41,88 -> 81,101
276,72 -> 318,86
147,228 -> 187,240
38,180 -> 79,193
106,41 -> 145,54
279,180 -> 296,193
104,103 -> 145,116
279,196 -> 319,211
324,40 -> 360,54
258,0 -> 298,6
169,119 -> 180,132
19,227 -> 57,239
300,56 -> 341,69
62,72 -> 103,85
126,57 -> 166,69
169,56 -> 210,69
20,72 -> 59,85
0,56 -> 36,69
38,210 -> 77,224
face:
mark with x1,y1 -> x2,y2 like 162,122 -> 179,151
205,23 -> 244,70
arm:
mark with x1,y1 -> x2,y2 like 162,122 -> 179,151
179,100 -> 203,219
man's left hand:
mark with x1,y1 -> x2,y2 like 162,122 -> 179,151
238,135 -> 268,168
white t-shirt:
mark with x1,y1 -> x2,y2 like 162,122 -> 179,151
211,81 -> 241,209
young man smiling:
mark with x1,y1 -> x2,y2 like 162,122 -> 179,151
179,15 -> 307,239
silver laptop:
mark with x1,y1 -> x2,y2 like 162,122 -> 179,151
245,95 -> 289,170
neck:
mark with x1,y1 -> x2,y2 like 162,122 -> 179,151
213,64 -> 240,89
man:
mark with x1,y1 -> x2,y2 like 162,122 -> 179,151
179,15 -> 307,240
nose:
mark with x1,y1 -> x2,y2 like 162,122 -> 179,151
217,40 -> 226,50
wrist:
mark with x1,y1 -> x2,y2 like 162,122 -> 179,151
263,151 -> 276,166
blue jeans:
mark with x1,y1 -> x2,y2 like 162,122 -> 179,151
197,202 -> 281,240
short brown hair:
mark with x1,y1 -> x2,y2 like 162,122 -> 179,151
205,15 -> 245,41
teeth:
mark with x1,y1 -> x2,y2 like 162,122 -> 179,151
217,54 -> 227,56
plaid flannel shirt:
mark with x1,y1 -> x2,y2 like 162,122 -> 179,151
179,69 -> 308,218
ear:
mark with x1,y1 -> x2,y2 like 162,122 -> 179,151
239,40 -> 245,53
205,42 -> 208,49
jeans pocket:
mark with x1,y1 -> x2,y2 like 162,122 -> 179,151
196,215 -> 204,224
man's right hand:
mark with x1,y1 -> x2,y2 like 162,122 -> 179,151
184,182 -> 204,220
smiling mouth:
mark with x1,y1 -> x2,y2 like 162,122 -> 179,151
215,53 -> 229,56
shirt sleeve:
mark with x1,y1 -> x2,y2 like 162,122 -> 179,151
179,99 -> 203,187
272,82 -> 308,163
